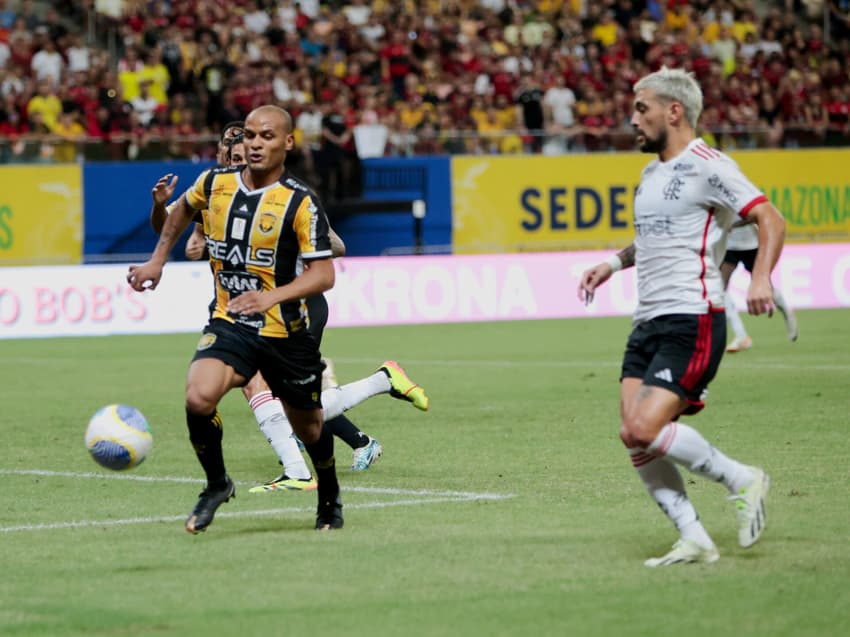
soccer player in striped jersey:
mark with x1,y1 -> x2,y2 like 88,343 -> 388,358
149,129 -> 428,488
130,105 -> 343,532
578,68 -> 785,566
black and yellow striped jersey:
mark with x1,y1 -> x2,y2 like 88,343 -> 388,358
184,166 -> 332,338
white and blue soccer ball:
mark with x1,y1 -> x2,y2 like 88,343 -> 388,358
85,404 -> 153,471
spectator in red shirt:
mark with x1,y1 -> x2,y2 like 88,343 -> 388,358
380,29 -> 414,99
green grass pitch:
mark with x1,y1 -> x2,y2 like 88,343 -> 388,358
1,309 -> 849,636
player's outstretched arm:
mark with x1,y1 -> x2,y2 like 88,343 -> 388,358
744,201 -> 786,316
128,195 -> 196,292
149,173 -> 179,234
185,224 -> 206,260
578,243 -> 635,305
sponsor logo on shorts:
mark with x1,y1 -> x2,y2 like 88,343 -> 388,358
197,333 -> 217,351
291,374 -> 317,386
654,368 -> 673,383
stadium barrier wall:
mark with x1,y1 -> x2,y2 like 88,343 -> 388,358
2,149 -> 847,264
1,244 -> 848,339
81,158 -> 452,260
83,160 -> 213,261
331,156 -> 453,255
451,149 -> 850,253
0,165 -> 83,266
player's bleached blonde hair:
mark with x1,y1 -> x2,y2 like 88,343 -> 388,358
634,67 -> 703,129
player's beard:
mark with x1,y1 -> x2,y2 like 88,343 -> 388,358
638,128 -> 667,154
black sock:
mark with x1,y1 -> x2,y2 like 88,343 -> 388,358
304,423 -> 339,502
324,414 -> 368,449
186,408 -> 226,486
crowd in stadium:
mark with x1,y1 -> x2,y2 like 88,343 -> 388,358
0,0 -> 849,187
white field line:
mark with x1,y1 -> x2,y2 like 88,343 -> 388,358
0,469 -> 509,499
0,496 -> 512,534
0,469 -> 515,533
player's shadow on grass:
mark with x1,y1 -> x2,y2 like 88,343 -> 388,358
222,518 -> 317,536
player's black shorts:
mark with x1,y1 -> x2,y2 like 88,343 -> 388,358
192,318 -> 324,409
723,248 -> 757,272
621,312 -> 726,415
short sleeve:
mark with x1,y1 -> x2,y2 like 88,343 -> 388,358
185,170 -> 212,211
292,194 -> 333,260
703,158 -> 768,218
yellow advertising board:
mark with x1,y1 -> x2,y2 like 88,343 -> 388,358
0,165 -> 82,265
451,149 -> 850,253
736,149 -> 850,243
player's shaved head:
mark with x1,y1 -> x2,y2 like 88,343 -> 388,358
241,104 -> 295,185
246,105 -> 293,133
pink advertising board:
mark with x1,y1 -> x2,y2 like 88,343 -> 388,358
325,243 -> 850,327
0,244 -> 848,339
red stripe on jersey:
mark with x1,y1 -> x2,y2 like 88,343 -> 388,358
680,314 -> 713,391
738,194 -> 769,218
691,141 -> 721,160
698,141 -> 721,158
698,209 -> 713,302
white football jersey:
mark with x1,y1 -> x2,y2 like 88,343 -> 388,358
632,139 -> 767,324
727,222 -> 759,251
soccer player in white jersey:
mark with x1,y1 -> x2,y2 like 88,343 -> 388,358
578,67 -> 785,567
723,222 -> 799,352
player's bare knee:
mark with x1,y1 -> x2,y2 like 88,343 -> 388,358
620,415 -> 662,449
619,425 -> 638,448
185,386 -> 217,415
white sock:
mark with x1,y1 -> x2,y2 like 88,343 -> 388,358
249,391 -> 311,480
773,287 -> 790,316
725,291 -> 748,340
320,371 -> 392,420
629,448 -> 714,549
648,422 -> 754,494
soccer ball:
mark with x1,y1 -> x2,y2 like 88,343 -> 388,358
85,404 -> 153,471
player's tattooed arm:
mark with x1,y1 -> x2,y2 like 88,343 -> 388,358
617,243 -> 636,269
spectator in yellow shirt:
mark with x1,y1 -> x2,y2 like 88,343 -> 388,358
398,94 -> 434,130
51,110 -> 86,163
468,95 -> 489,130
664,3 -> 691,33
732,9 -> 759,43
26,80 -> 62,130
138,49 -> 171,105
476,107 -> 523,154
118,46 -> 144,103
495,93 -> 520,130
591,11 -> 619,48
